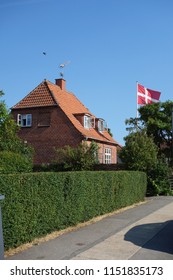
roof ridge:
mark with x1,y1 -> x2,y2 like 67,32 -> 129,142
45,80 -> 59,106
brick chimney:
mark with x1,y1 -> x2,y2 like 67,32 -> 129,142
55,78 -> 66,90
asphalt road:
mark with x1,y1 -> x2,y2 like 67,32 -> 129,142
6,196 -> 173,260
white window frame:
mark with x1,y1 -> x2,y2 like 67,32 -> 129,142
90,118 -> 95,128
84,115 -> 90,129
98,119 -> 104,132
84,115 -> 95,129
98,119 -> 107,132
84,115 -> 89,128
17,114 -> 32,127
105,148 -> 112,164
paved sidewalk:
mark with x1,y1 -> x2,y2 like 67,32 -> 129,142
6,196 -> 173,260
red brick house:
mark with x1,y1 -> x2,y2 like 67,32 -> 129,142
11,78 -> 121,165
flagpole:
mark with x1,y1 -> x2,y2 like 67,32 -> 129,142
136,81 -> 138,128
172,104 -> 173,166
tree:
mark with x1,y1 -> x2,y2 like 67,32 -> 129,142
119,131 -> 171,196
54,141 -> 99,171
125,101 -> 173,162
108,128 -> 113,137
0,91 -> 19,151
119,131 -> 158,172
0,91 -> 33,172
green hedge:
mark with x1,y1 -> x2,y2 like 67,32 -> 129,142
0,171 -> 147,250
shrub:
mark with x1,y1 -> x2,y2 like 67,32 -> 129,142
54,141 -> 99,171
0,151 -> 33,174
120,131 -> 158,172
119,131 -> 172,195
147,158 -> 172,196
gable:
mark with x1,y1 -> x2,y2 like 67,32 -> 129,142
12,81 -> 57,109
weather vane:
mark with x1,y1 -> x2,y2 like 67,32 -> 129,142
59,61 -> 70,78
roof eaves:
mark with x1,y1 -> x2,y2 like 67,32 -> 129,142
11,104 -> 58,110
82,135 -> 119,146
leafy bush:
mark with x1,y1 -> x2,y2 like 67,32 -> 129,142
120,131 -> 158,172
0,151 -> 33,174
0,91 -> 34,166
119,131 -> 172,195
54,141 -> 99,171
0,171 -> 146,250
147,158 -> 172,196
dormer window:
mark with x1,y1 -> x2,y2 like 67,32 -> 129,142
98,119 -> 107,132
84,115 -> 95,129
17,114 -> 32,127
84,115 -> 90,129
98,119 -> 104,132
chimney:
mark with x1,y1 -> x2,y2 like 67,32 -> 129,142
55,78 -> 66,90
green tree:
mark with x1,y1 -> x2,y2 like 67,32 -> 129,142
0,91 -> 33,172
54,141 -> 99,171
0,91 -> 18,151
120,131 -> 158,172
108,128 -> 113,137
126,101 -> 173,162
0,151 -> 33,173
119,131 -> 171,195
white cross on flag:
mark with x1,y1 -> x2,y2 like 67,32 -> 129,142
137,84 -> 161,104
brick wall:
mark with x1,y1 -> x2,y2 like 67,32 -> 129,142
84,140 -> 117,164
12,106 -> 83,164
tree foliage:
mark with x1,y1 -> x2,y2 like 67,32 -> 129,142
120,101 -> 173,195
54,141 -> 99,171
0,151 -> 33,173
120,117 -> 172,195
119,131 -> 158,172
126,101 -> 173,161
0,91 -> 33,172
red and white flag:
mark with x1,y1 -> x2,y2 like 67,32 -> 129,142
137,84 -> 161,104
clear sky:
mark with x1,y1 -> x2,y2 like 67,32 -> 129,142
1,0 -> 173,145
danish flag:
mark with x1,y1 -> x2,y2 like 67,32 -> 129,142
137,84 -> 161,104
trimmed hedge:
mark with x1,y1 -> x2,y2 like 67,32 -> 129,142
0,171 -> 147,250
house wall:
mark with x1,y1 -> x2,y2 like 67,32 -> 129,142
84,140 -> 117,164
12,106 -> 83,164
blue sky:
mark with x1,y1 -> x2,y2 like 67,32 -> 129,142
1,0 -> 173,145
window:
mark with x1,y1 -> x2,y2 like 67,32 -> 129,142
84,115 -> 89,128
98,119 -> 107,132
105,148 -> 111,164
98,119 -> 104,132
17,114 -> 32,127
84,115 -> 95,129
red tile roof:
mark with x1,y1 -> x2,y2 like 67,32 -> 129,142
12,81 -> 57,108
12,79 -> 120,146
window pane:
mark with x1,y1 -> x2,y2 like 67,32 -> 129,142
105,148 -> 111,164
27,114 -> 32,126
19,114 -> 32,127
84,115 -> 90,129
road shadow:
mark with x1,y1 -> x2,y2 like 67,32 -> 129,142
124,220 -> 173,254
